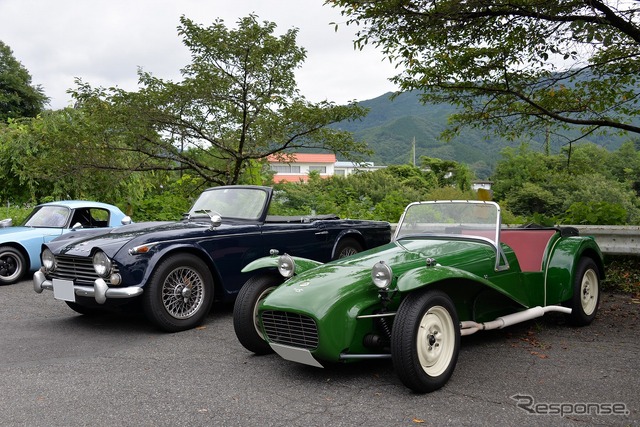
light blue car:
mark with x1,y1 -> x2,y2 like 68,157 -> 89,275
0,200 -> 130,285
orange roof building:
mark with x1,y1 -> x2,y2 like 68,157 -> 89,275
267,153 -> 337,183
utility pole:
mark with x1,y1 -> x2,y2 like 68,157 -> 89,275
412,136 -> 416,166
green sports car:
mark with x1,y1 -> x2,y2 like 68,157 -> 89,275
233,200 -> 604,393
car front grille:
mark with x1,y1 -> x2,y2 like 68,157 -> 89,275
50,255 -> 119,285
261,310 -> 319,350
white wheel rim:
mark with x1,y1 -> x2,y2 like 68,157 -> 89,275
416,305 -> 455,377
580,268 -> 599,316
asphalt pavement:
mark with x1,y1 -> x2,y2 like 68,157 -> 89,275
0,279 -> 638,426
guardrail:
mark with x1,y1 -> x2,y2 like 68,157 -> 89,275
571,225 -> 640,256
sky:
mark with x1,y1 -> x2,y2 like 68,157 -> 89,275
0,0 -> 398,110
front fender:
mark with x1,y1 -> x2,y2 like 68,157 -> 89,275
396,265 -> 528,322
397,265 -> 497,293
241,255 -> 323,275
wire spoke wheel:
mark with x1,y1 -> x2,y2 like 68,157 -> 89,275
333,238 -> 364,260
142,254 -> 214,332
161,267 -> 205,319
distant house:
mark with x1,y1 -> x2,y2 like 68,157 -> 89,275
471,180 -> 494,191
267,153 -> 337,183
334,161 -> 385,177
267,154 -> 383,183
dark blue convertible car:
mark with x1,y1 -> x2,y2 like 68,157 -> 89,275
33,186 -> 391,331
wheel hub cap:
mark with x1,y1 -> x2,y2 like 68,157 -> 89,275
180,284 -> 192,301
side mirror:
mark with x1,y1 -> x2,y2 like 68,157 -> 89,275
0,218 -> 12,228
72,222 -> 83,230
210,214 -> 222,229
121,216 -> 132,225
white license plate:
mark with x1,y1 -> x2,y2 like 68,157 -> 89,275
52,278 -> 76,302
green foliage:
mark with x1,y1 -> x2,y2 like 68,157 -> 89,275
420,156 -> 473,191
563,202 -> 628,225
0,202 -> 32,225
331,0 -> 640,140
65,15 -> 369,187
269,164 -> 475,222
0,41 -> 48,122
504,182 -> 561,217
124,174 -> 204,221
492,143 -> 640,225
0,109 -> 151,204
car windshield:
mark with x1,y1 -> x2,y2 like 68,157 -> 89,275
23,205 -> 71,228
395,201 -> 501,244
188,187 -> 268,220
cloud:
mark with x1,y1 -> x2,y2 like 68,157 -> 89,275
0,0 -> 397,109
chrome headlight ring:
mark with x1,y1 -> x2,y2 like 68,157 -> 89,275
372,260 -> 393,290
93,251 -> 113,278
41,248 -> 56,272
277,254 -> 295,278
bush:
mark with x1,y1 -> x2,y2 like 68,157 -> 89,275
563,201 -> 628,225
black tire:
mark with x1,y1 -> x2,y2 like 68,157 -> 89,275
65,301 -> 106,316
391,290 -> 460,393
333,237 -> 364,259
233,273 -> 283,354
142,253 -> 214,332
0,246 -> 27,285
567,257 -> 600,326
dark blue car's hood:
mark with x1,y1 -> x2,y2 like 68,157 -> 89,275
46,220 -> 217,257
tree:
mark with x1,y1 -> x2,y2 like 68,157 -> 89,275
0,41 -> 48,122
0,107 -> 155,204
68,15 -> 369,186
420,156 -> 473,191
329,0 -> 640,141
491,143 -> 640,224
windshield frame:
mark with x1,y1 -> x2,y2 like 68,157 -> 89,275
187,186 -> 270,221
394,200 -> 509,271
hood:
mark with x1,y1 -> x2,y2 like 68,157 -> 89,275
46,220 -> 206,257
262,237 -> 496,317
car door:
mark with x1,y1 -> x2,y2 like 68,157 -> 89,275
260,220 -> 334,262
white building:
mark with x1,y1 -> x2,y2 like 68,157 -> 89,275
267,153 -> 336,183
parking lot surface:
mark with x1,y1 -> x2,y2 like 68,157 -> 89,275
1,280 -> 638,426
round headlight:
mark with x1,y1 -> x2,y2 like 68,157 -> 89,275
277,254 -> 295,278
42,248 -> 56,272
93,251 -> 112,277
371,261 -> 393,289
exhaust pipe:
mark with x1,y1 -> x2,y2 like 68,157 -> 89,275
460,306 -> 572,336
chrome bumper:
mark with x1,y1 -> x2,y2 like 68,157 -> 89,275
33,270 -> 143,304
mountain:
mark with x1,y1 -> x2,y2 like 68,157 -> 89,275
337,91 -> 629,179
